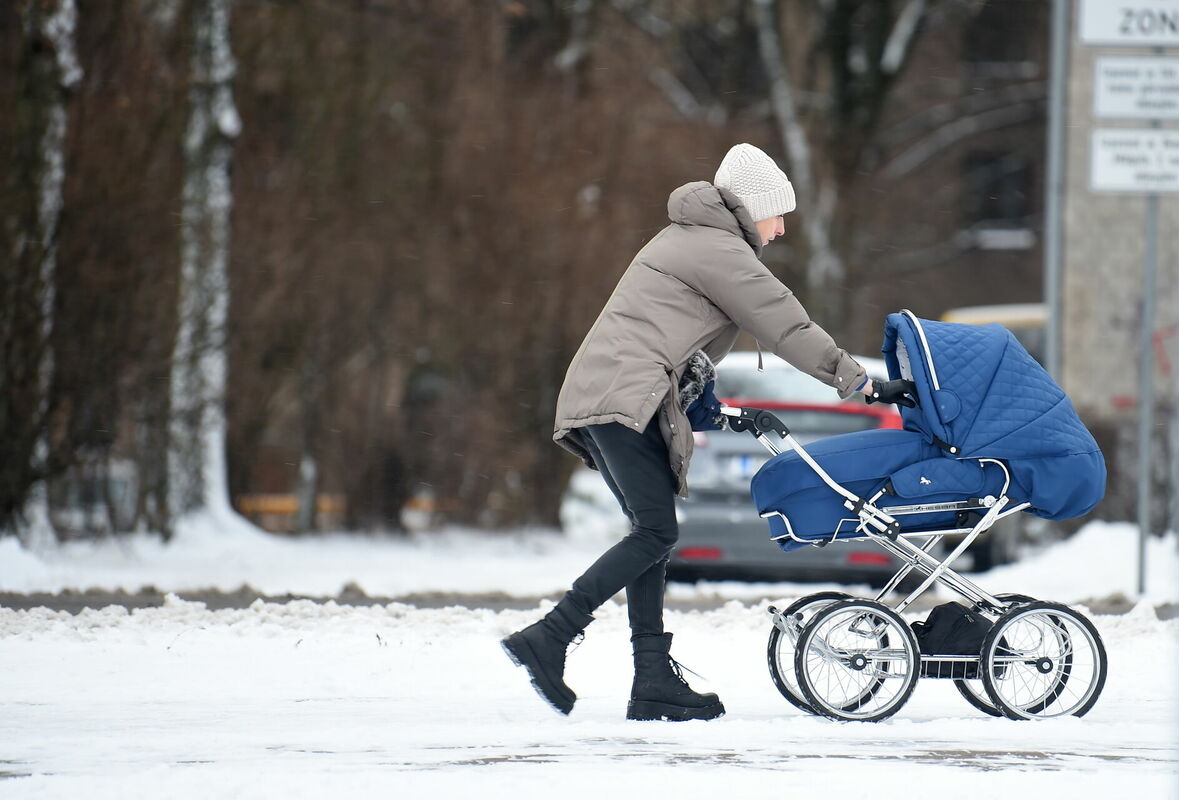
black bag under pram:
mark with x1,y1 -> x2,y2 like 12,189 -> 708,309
723,311 -> 1109,722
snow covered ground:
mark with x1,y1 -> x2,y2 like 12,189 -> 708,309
1,511 -> 1178,797
0,595 -> 1176,798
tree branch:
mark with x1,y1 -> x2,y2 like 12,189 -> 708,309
880,0 -> 926,76
877,81 -> 1046,150
883,100 -> 1042,178
752,0 -> 844,290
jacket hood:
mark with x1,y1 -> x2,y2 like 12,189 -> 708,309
667,181 -> 763,258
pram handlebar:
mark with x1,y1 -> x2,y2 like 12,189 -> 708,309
720,405 -> 790,439
720,405 -> 903,538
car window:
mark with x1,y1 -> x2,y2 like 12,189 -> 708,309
715,366 -> 838,404
770,409 -> 879,436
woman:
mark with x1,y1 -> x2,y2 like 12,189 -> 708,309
502,143 -> 915,721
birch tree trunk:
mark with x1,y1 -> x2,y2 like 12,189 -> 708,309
751,0 -> 844,319
4,0 -> 82,545
294,356 -> 321,534
751,0 -> 930,327
167,0 -> 241,538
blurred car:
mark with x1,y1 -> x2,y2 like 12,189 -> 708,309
669,351 -> 914,587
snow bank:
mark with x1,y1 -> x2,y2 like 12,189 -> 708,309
979,521 -> 1179,604
1,517 -> 1176,606
0,523 -> 608,598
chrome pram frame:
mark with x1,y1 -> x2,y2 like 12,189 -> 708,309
723,405 -> 1108,723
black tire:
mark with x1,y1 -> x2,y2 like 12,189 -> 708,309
766,591 -> 851,714
971,536 -> 999,573
969,516 -> 1022,572
980,601 -> 1107,720
953,680 -> 1004,717
794,599 -> 920,722
953,594 -> 1038,717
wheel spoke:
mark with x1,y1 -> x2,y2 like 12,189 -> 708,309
766,592 -> 852,714
795,600 -> 919,722
981,602 -> 1107,719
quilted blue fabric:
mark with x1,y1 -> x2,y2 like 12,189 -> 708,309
889,458 -> 1003,499
749,313 -> 1105,553
881,312 -> 1105,519
752,429 -> 961,550
751,429 -> 1011,551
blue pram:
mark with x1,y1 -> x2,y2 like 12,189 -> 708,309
726,311 -> 1109,722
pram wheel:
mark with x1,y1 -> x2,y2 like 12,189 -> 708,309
766,591 -> 851,714
980,601 -> 1108,720
953,679 -> 1003,717
794,599 -> 920,722
954,594 -> 1038,717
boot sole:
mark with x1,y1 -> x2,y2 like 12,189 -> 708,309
501,635 -> 575,716
626,699 -> 726,722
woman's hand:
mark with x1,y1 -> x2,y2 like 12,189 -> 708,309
865,379 -> 919,408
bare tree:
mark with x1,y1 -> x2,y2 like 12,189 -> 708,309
167,0 -> 243,537
752,0 -> 930,324
1,0 -> 81,543
0,1 -> 1053,540
753,0 -> 841,300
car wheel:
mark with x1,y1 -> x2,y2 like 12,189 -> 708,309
971,515 -> 1022,572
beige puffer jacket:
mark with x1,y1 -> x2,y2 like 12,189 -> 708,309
553,181 -> 867,495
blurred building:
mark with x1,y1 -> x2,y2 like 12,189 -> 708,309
832,0 -> 1175,532
1058,0 -> 1178,529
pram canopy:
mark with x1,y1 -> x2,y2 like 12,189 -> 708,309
881,311 -> 1104,520
750,312 -> 1105,552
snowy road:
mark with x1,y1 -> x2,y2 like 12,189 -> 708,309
2,520 -> 1178,797
1,597 -> 1176,799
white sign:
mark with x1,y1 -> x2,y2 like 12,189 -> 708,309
1080,0 -> 1179,46
1095,57 -> 1179,118
1090,128 -> 1179,192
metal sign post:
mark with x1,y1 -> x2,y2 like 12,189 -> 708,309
1139,193 -> 1158,596
1044,0 -> 1069,382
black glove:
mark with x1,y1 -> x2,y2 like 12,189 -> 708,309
685,379 -> 725,431
866,378 -> 918,408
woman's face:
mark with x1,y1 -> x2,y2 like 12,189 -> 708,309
755,215 -> 785,245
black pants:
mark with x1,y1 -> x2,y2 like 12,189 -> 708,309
563,419 -> 679,638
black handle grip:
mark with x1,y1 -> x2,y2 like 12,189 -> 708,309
727,407 -> 790,438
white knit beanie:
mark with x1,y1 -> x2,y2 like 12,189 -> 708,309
714,143 -> 796,222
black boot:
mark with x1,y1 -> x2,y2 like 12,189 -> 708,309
502,604 -> 591,715
627,633 -> 725,721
